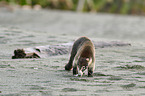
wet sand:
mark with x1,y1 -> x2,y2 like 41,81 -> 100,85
0,9 -> 145,96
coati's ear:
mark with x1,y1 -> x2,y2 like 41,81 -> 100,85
86,58 -> 89,62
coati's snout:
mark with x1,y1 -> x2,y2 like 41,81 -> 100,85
78,66 -> 88,76
77,57 -> 91,76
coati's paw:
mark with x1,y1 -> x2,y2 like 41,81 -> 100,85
88,74 -> 93,77
65,64 -> 72,71
73,74 -> 78,77
88,71 -> 93,77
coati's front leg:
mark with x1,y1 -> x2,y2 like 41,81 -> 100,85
65,56 -> 73,71
73,65 -> 78,76
88,67 -> 94,77
65,45 -> 78,71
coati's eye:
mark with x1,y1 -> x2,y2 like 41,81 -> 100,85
82,66 -> 85,69
82,66 -> 87,72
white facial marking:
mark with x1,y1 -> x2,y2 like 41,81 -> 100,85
78,70 -> 83,76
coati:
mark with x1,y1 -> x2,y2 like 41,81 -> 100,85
65,36 -> 95,77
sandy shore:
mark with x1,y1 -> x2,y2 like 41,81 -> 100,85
0,9 -> 145,96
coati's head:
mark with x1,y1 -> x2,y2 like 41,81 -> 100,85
77,57 -> 92,76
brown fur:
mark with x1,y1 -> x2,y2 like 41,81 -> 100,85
65,36 -> 95,77
78,57 -> 89,67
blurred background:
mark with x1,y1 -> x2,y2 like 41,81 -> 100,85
1,0 -> 145,15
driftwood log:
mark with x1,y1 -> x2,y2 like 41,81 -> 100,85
12,41 -> 131,59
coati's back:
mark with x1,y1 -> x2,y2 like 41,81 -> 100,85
70,37 -> 92,59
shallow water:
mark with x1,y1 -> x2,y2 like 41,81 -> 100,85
0,9 -> 145,96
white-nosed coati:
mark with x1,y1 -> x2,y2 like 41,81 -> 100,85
65,36 -> 95,77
